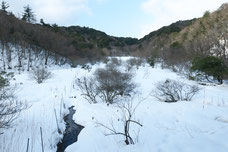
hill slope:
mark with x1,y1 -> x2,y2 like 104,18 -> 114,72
134,3 -> 228,66
0,10 -> 139,64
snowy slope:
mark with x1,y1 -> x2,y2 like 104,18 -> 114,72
0,57 -> 228,152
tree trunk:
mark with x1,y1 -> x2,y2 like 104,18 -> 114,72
6,44 -> 12,69
44,50 -> 49,65
1,43 -> 6,71
27,48 -> 32,71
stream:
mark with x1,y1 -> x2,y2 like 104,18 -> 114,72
57,106 -> 84,152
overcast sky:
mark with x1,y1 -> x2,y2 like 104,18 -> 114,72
5,0 -> 228,38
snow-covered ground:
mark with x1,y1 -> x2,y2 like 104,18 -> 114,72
1,57 -> 228,152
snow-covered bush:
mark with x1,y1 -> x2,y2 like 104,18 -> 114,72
30,66 -> 53,84
154,79 -> 201,102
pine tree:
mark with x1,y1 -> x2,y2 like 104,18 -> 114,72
22,5 -> 36,23
1,1 -> 9,12
40,18 -> 45,25
191,56 -> 228,84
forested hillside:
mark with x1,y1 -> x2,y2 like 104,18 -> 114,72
136,3 -> 228,68
0,8 -> 139,67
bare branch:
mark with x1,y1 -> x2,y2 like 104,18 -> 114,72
96,96 -> 142,145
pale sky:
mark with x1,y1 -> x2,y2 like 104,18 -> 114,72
5,0 -> 228,38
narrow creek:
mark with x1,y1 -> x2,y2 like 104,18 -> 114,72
57,106 -> 84,152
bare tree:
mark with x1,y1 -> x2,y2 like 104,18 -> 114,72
154,79 -> 201,102
126,57 -> 145,69
30,66 -> 53,84
96,97 -> 142,145
5,43 -> 12,69
16,43 -> 23,71
44,49 -> 50,66
26,45 -> 35,71
0,40 -> 6,71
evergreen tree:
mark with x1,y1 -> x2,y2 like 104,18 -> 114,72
1,1 -> 9,12
22,5 -> 36,23
40,18 -> 45,25
52,23 -> 59,32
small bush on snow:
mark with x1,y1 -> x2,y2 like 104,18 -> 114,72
76,76 -> 99,104
30,66 -> 53,84
109,58 -> 122,66
126,57 -> 145,69
154,79 -> 201,102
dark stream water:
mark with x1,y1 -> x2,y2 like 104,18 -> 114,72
57,106 -> 84,152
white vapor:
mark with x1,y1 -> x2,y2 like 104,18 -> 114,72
6,0 -> 91,25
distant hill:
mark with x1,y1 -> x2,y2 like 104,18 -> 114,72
134,3 -> 228,66
0,10 -> 138,64
140,19 -> 196,42
58,26 -> 139,57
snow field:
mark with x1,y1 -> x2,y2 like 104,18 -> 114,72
0,57 -> 228,152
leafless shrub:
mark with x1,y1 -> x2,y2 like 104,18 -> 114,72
81,64 -> 92,72
104,58 -> 122,70
154,79 -> 201,102
0,85 -> 27,134
76,77 -> 99,104
171,62 -> 191,75
30,66 -> 53,84
126,57 -> 145,69
101,57 -> 109,64
109,58 -> 122,66
76,61 -> 137,104
95,66 -> 136,104
96,97 -> 142,145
